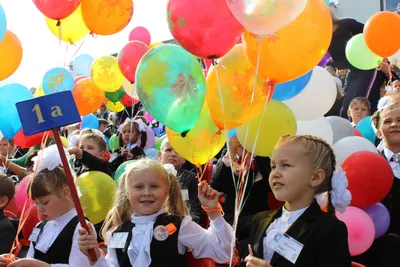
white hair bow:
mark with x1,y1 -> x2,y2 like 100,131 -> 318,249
32,145 -> 70,174
118,118 -> 147,134
330,168 -> 352,213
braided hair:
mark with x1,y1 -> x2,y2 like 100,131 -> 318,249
276,135 -> 337,216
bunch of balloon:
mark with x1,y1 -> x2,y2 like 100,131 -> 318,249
46,5 -> 89,44
0,30 -> 23,81
73,54 -> 94,76
105,88 -> 125,102
206,44 -> 270,130
243,0 -> 332,84
123,79 -> 138,99
42,67 -> 75,95
33,0 -> 81,20
346,34 -> 382,70
90,55 -> 125,92
167,0 -> 242,59
129,26 -> 151,45
72,78 -> 105,116
81,0 -> 134,35
118,41 -> 149,83
135,44 -> 206,134
120,93 -> 139,107
167,102 -> 227,166
106,100 -> 125,113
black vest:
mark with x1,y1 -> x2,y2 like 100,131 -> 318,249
32,216 -> 79,264
114,213 -> 187,267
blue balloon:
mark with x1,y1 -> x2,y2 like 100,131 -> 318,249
228,128 -> 236,137
42,67 -> 75,95
73,54 -> 94,76
272,70 -> 313,101
82,114 -> 99,130
0,83 -> 33,139
0,4 -> 6,43
355,116 -> 376,144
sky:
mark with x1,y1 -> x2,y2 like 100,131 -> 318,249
0,0 -> 173,88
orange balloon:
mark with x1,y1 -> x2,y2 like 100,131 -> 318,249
0,30 -> 23,81
81,0 -> 134,35
243,0 -> 332,84
206,44 -> 270,130
364,11 -> 400,58
72,78 -> 105,116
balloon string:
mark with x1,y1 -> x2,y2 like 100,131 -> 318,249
250,36 -> 263,105
66,35 -> 89,70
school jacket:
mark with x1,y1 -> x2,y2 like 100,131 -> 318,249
0,209 -> 16,254
247,201 -> 351,267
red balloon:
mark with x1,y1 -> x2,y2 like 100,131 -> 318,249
121,93 -> 139,107
167,0 -> 243,59
128,26 -> 151,46
343,151 -> 393,207
354,128 -> 362,137
118,41 -> 149,83
74,75 -> 88,83
4,198 -> 18,218
13,130 -> 49,149
33,0 -> 81,20
15,175 -> 34,212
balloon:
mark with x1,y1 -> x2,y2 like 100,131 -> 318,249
73,54 -> 94,76
167,102 -> 227,165
81,0 -> 134,35
0,83 -> 32,139
272,70 -> 312,101
144,148 -> 159,160
136,44 -> 206,134
333,136 -> 378,170
355,116 -> 376,144
61,136 -> 68,148
283,67 -> 337,120
45,5 -> 89,44
364,11 -> 400,58
129,26 -> 151,45
149,42 -> 163,49
42,67 -> 75,94
120,93 -> 138,107
0,30 -> 23,81
228,128 -> 237,138
243,0 -> 332,83
363,203 -> 390,239
105,89 -> 125,102
206,44 -> 269,130
388,49 -> 400,68
114,160 -> 134,182
343,151 -> 393,207
227,0 -> 307,35
15,175 -> 34,212
21,205 -> 41,244
81,114 -> 99,129
336,206 -> 375,256
14,130 -> 49,148
354,128 -> 362,137
154,135 -> 166,151
122,79 -> 138,98
318,51 -> 331,67
73,75 -> 88,83
327,116 -> 355,144
72,78 -> 105,116
33,0 -> 81,20
76,171 -> 116,224
237,100 -> 297,157
346,34 -> 382,70
106,100 -> 125,113
90,55 -> 124,92
296,117 -> 333,145
167,0 -> 243,59
118,41 -> 149,83
0,4 -> 6,43
108,134 -> 119,152
144,112 -> 154,124
34,84 -> 45,97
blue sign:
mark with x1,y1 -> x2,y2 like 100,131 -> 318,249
16,91 -> 81,136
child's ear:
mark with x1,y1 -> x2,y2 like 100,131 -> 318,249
0,196 -> 8,209
62,186 -> 71,197
157,151 -> 162,160
376,129 -> 383,139
311,169 -> 325,188
100,151 -> 106,159
347,109 -> 351,116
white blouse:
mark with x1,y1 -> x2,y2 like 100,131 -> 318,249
92,210 -> 234,267
262,206 -> 308,264
26,208 -> 93,267
384,147 -> 400,179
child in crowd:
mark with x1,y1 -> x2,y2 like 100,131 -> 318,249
347,97 -> 371,126
0,138 -> 15,159
243,135 -> 351,267
98,119 -> 109,134
0,173 -> 16,254
77,159 -> 234,267
378,80 -> 400,110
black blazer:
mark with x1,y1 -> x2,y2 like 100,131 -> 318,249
247,201 -> 351,267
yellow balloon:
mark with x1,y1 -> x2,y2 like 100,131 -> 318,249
90,55 -> 124,92
106,100 -> 125,112
46,5 -> 89,44
60,136 -> 68,148
237,100 -> 297,157
76,171 -> 116,224
34,84 -> 45,97
206,44 -> 269,130
167,102 -> 227,166
149,42 -> 163,49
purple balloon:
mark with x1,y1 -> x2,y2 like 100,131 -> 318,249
363,203 -> 390,239
318,51 -> 331,67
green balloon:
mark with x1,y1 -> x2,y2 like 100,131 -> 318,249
155,135 -> 166,151
345,33 -> 382,70
105,89 -> 125,102
108,134 -> 119,152
114,160 -> 135,182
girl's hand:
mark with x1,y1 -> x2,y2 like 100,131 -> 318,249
67,147 -> 83,159
198,181 -> 220,219
78,225 -> 101,265
121,148 -> 128,157
244,256 -> 271,267
0,254 -> 12,267
7,258 -> 50,267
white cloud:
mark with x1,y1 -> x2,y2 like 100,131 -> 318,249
1,0 -> 172,88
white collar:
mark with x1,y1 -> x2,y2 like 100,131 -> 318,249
281,205 -> 309,225
50,208 -> 77,225
384,147 -> 396,161
131,209 -> 165,225
351,121 -> 356,127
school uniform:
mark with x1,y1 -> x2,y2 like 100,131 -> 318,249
246,201 -> 351,267
0,208 -> 16,254
110,144 -> 145,172
91,209 -> 234,267
27,208 -> 92,266
73,150 -> 113,177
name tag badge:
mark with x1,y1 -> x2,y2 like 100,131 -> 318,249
273,233 -> 304,264
181,189 -> 189,201
109,232 -> 129,249
29,228 -> 41,242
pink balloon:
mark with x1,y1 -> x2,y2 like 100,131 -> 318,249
118,41 -> 149,83
336,206 -> 375,256
354,128 -> 362,137
15,175 -> 34,212
121,93 -> 139,107
74,76 -> 88,83
167,0 -> 243,59
129,26 -> 151,46
144,112 -> 154,123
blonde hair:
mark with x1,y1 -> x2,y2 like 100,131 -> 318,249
101,158 -> 186,240
349,97 -> 371,112
276,135 -> 336,215
372,102 -> 400,130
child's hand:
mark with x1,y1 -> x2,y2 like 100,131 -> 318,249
198,181 -> 221,219
7,258 -> 50,267
121,148 -> 128,157
78,225 -> 101,264
244,256 -> 271,267
67,147 -> 83,159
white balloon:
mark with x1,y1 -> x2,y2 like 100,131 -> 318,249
123,79 -> 138,99
388,49 -> 400,68
284,67 -> 337,120
296,116 -> 333,145
333,136 -> 378,170
0,131 -> 3,142
327,116 -> 355,144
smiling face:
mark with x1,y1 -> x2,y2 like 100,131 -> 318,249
377,107 -> 400,148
